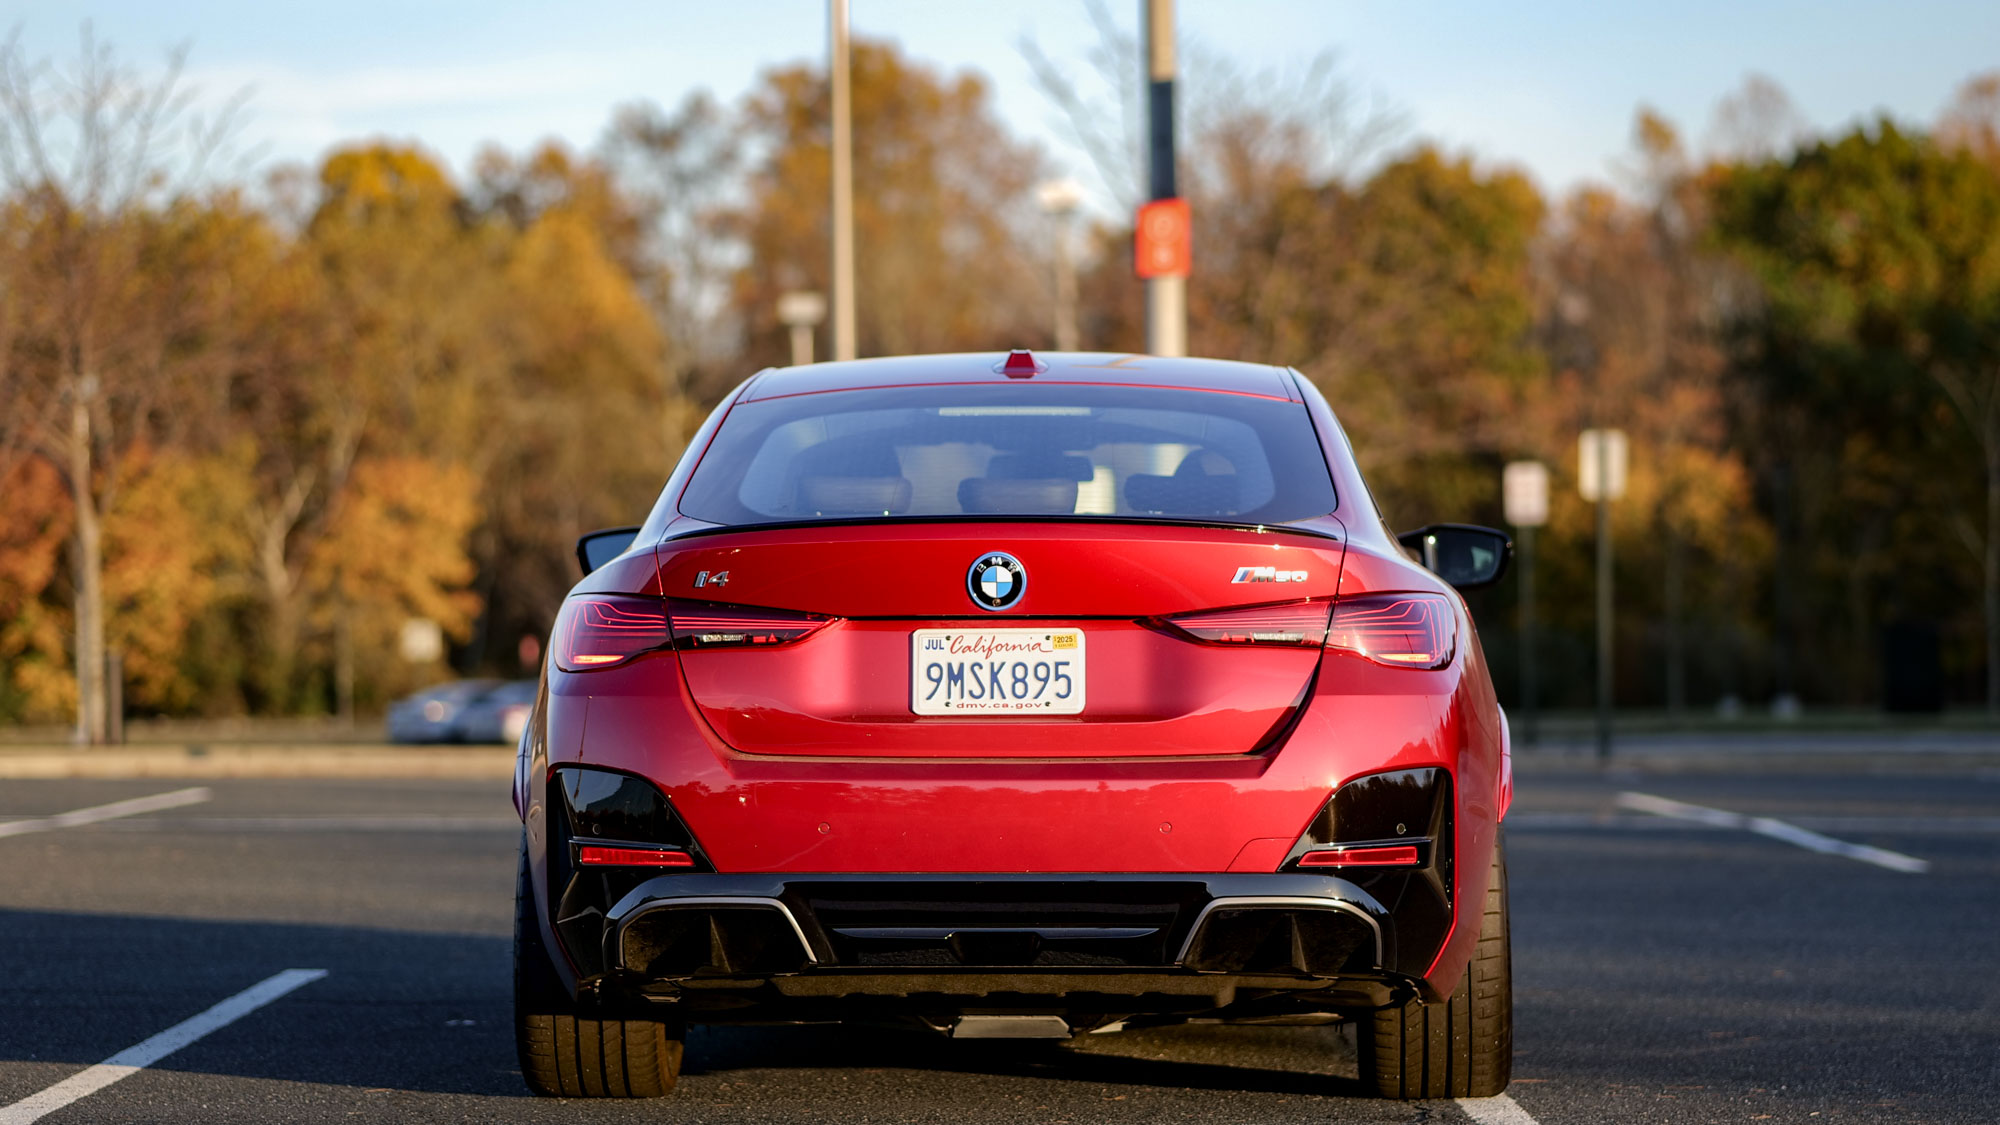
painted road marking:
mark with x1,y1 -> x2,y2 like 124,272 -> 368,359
1617,792 -> 1930,874
94,815 -> 517,833
0,787 -> 212,839
1458,1093 -> 1542,1124
0,968 -> 327,1125
1509,811 -> 2000,834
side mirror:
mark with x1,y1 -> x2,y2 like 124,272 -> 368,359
576,526 -> 642,576
1397,524 -> 1513,590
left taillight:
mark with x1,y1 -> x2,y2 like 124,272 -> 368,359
553,596 -> 837,671
553,595 -> 672,671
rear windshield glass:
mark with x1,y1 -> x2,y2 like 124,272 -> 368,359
677,384 -> 1336,527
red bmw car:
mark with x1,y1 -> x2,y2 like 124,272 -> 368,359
513,351 -> 1515,1099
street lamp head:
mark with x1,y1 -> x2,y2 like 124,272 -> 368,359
776,291 -> 828,328
1556,290 -> 1591,327
1035,178 -> 1086,216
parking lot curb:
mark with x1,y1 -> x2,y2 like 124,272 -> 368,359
1514,749 -> 2000,775
0,745 -> 516,779
5,744 -> 1996,781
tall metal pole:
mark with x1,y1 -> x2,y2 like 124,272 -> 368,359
1595,430 -> 1615,762
829,0 -> 857,361
1143,0 -> 1184,357
1519,524 -> 1538,747
1053,214 -> 1079,351
1037,180 -> 1083,351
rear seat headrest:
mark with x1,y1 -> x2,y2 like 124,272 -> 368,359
797,475 -> 914,516
1125,449 -> 1240,515
958,477 -> 1078,514
986,452 -> 1094,481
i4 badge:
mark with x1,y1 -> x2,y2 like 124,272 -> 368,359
967,552 -> 1026,611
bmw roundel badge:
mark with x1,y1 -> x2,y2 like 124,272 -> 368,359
967,551 -> 1026,611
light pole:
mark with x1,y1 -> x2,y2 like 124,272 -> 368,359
1140,0 -> 1186,356
1503,461 -> 1549,746
829,0 -> 857,361
777,291 -> 827,366
1036,179 -> 1084,351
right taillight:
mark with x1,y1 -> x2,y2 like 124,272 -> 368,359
1325,593 -> 1454,669
1160,599 -> 1333,646
1159,592 -> 1454,669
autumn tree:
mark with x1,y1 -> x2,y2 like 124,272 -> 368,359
1706,74 -> 1811,164
1940,72 -> 2000,170
468,142 -> 675,670
0,30 -> 240,740
730,40 -> 1047,369
0,458 -> 72,720
1713,121 -> 2000,708
601,92 -> 747,413
1128,144 -> 1544,524
1535,114 -> 1766,709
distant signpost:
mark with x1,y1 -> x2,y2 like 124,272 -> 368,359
1578,428 -> 1628,502
1503,461 -> 1548,746
777,291 -> 827,367
1578,429 -> 1627,760
399,618 -> 444,665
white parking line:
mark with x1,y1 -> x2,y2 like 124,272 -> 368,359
0,788 -> 212,839
1458,1093 -> 1542,1124
1509,810 -> 2000,835
0,968 -> 327,1125
1617,792 -> 1931,874
93,815 -> 517,833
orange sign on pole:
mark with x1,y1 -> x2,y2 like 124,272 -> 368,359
1134,198 -> 1191,279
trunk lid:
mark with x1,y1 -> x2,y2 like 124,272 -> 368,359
656,521 -> 1345,758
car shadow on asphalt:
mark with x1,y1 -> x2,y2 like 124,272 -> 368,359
685,1023 -> 1367,1098
0,907 -> 1370,1102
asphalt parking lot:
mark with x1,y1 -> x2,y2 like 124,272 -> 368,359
1,759 -> 1996,1123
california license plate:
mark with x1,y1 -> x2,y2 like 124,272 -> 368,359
910,629 -> 1085,715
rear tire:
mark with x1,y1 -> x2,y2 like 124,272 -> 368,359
1357,833 -> 1512,1098
515,837 -> 684,1097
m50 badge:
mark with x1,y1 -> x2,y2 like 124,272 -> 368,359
1231,566 -> 1307,583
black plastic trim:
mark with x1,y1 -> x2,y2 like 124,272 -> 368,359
564,872 -> 1426,1025
1280,768 -> 1455,974
600,872 -> 1388,975
546,767 -> 714,980
655,513 -> 1347,544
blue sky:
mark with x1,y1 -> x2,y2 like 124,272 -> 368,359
6,1 -> 1996,207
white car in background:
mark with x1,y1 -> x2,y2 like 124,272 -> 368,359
385,679 -> 500,744
449,680 -> 537,744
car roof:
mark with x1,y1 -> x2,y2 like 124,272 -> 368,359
736,351 -> 1299,403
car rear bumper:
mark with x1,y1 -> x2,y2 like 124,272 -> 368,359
526,629 -> 1506,1008
557,871 -> 1428,1026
